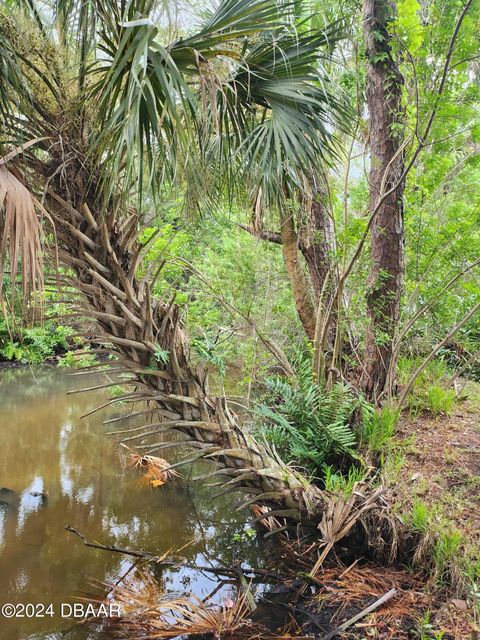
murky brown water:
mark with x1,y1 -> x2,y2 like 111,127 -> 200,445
0,367 -> 261,639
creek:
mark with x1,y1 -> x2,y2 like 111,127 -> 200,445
0,366 -> 264,639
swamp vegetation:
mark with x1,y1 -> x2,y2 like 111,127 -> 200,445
0,0 -> 479,637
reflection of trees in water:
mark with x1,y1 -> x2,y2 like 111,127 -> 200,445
0,368 -> 268,637
0,366 -> 58,401
184,480 -> 266,570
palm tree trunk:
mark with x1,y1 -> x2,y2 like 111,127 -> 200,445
46,188 -> 323,522
298,186 -> 335,302
240,187 -> 335,344
360,0 -> 405,401
279,209 -> 317,340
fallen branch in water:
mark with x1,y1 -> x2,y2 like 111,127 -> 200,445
65,525 -> 281,583
64,525 -> 169,561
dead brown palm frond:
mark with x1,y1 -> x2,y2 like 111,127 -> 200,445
310,482 -> 386,578
104,571 -> 253,639
0,165 -> 44,308
251,504 -> 282,532
122,444 -> 181,488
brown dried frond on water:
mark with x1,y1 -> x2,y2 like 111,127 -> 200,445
123,445 -> 181,488
104,571 -> 253,639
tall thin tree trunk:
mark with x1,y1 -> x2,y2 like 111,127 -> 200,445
361,0 -> 405,401
298,186 -> 335,301
279,209 -> 317,340
240,187 -> 334,343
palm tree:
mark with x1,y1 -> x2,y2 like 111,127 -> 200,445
0,0 -> 360,524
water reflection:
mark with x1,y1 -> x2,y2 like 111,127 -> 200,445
0,367 -> 262,639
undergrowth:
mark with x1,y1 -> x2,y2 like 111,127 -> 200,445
322,463 -> 366,495
253,353 -> 405,481
254,352 -> 478,602
402,496 -> 480,599
253,354 -> 359,475
360,404 -> 399,453
57,346 -> 98,368
397,357 -> 457,417
0,320 -> 75,364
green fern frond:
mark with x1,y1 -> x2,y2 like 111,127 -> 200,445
253,351 -> 358,475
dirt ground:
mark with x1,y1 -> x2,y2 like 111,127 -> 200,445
387,386 -> 480,639
300,385 -> 480,639
260,391 -> 480,639
397,392 -> 480,546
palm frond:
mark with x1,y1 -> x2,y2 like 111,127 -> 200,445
124,445 -> 181,487
214,22 -> 349,203
0,14 -> 27,120
103,570 -> 253,638
173,0 -> 289,51
88,0 -> 350,206
90,6 -> 191,202
0,165 -> 44,307
0,40 -> 14,116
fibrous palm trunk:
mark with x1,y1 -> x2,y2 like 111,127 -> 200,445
46,179 -> 324,524
0,144 -> 393,553
361,0 -> 405,401
279,208 -> 317,340
298,186 -> 335,303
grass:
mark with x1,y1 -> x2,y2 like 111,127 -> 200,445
408,498 -> 436,534
322,463 -> 367,496
401,497 -> 478,594
433,529 -> 463,583
414,610 -> 446,639
361,405 -> 399,454
397,357 -> 456,417
388,380 -> 480,603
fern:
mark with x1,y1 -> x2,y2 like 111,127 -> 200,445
0,320 -> 74,364
253,352 -> 358,475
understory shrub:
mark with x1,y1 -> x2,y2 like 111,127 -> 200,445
0,321 -> 74,364
397,357 -> 456,416
57,345 -> 102,368
253,354 -> 358,475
